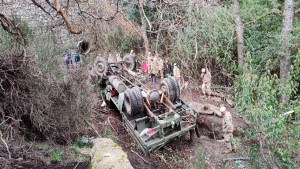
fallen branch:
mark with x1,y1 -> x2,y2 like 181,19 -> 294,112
73,161 -> 81,169
131,150 -> 150,164
0,131 -> 11,159
204,104 -> 222,117
30,0 -> 53,18
84,120 -> 101,138
223,157 -> 250,163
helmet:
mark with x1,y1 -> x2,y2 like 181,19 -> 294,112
201,68 -> 206,73
220,106 -> 226,112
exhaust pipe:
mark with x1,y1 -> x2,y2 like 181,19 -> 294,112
77,40 -> 91,55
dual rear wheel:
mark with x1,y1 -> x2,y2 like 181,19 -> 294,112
124,87 -> 144,116
160,76 -> 180,103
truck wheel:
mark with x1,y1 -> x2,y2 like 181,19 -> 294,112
124,89 -> 138,116
123,55 -> 136,71
168,76 -> 180,101
94,57 -> 108,76
160,78 -> 176,102
132,87 -> 144,114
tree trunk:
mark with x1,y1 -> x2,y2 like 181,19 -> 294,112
138,0 -> 149,57
280,0 -> 294,104
232,0 -> 244,67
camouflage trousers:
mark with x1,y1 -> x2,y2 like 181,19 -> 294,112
224,132 -> 236,151
201,82 -> 211,96
159,70 -> 164,79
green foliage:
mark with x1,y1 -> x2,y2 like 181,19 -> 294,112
29,29 -> 64,78
34,143 -> 49,150
171,5 -> 236,79
125,2 -> 141,23
12,15 -> 33,42
235,61 -> 299,167
107,28 -> 139,54
50,149 -> 64,164
0,16 -> 33,54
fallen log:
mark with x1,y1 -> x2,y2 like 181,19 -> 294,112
223,157 -> 250,163
204,104 -> 222,117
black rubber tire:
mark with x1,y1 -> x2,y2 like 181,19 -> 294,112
124,89 -> 139,116
168,76 -> 180,101
123,55 -> 136,71
94,57 -> 108,76
131,87 -> 144,114
160,78 -> 176,102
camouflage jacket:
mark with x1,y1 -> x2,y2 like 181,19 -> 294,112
201,70 -> 211,83
173,65 -> 180,78
149,57 -> 159,74
222,111 -> 233,133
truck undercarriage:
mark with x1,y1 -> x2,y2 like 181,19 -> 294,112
90,55 -> 200,155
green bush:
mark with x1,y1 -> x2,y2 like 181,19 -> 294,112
50,149 -> 64,164
235,61 -> 299,167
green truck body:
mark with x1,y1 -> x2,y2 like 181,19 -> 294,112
92,55 -> 200,155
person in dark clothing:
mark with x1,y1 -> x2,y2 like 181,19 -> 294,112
164,59 -> 172,76
64,50 -> 71,69
74,53 -> 81,69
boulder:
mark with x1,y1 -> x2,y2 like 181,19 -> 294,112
90,138 -> 133,169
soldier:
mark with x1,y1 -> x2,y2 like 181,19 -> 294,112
108,53 -> 116,62
130,49 -> 137,70
220,106 -> 236,154
74,53 -> 81,69
149,54 -> 158,86
201,68 -> 212,98
99,82 -> 107,107
173,63 -> 181,86
164,59 -> 172,76
64,50 -> 71,69
156,54 -> 164,79
116,53 -> 122,62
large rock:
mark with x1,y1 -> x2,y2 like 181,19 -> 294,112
90,138 -> 133,169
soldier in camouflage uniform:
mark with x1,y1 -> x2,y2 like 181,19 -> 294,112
156,54 -> 164,79
173,63 -> 181,86
220,106 -> 236,154
149,54 -> 158,86
201,68 -> 212,98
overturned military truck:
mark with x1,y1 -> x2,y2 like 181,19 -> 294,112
90,54 -> 200,155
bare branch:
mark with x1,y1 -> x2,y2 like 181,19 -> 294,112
138,0 -> 152,30
30,0 -> 53,18
0,13 -> 27,46
45,0 -> 56,10
53,0 -> 82,34
74,0 -> 120,21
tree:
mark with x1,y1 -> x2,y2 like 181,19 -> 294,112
137,0 -> 150,57
280,0 -> 294,104
232,0 -> 244,67
31,0 -> 120,34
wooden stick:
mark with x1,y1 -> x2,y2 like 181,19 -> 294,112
131,150 -> 150,164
